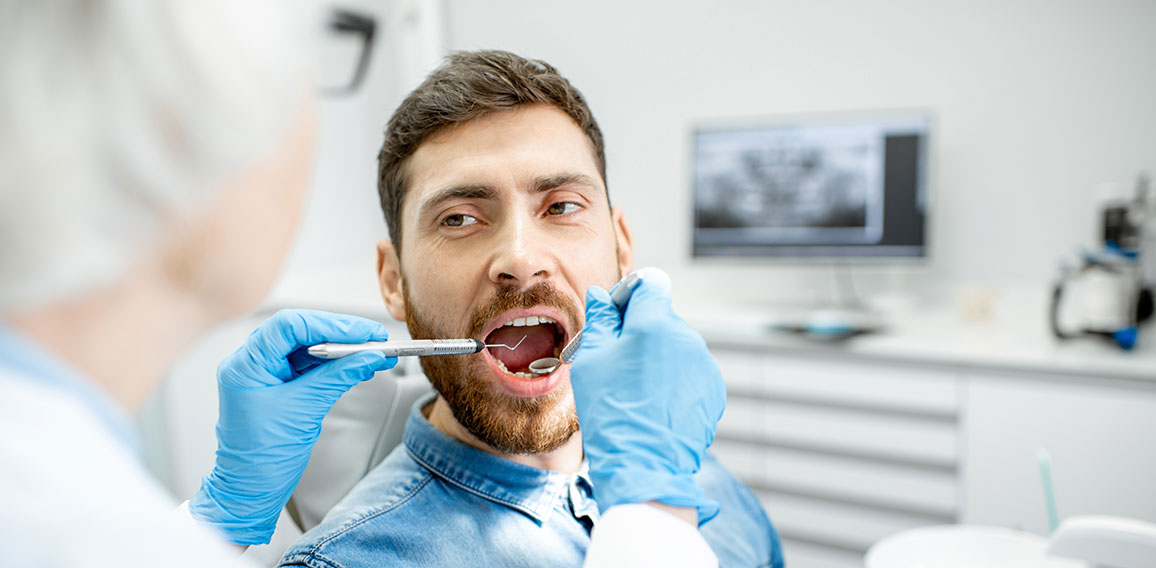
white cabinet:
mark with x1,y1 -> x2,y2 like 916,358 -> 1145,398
710,348 -> 962,568
705,339 -> 1156,568
961,372 -> 1156,535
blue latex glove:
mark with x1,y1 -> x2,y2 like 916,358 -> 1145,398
571,268 -> 725,525
189,309 -> 397,545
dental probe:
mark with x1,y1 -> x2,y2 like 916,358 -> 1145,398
527,271 -> 644,375
308,336 -> 526,360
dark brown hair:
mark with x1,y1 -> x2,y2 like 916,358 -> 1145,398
376,50 -> 606,251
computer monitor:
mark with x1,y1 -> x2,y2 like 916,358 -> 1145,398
692,111 -> 930,260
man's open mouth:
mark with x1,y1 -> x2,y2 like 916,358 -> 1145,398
484,314 -> 566,378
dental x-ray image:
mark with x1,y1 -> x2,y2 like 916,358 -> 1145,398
694,122 -> 886,246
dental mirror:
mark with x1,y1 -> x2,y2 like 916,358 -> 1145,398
527,357 -> 561,375
526,270 -> 650,376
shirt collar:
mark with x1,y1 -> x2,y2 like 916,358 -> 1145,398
403,392 -> 592,525
0,320 -> 141,453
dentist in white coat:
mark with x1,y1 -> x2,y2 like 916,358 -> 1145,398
0,1 -> 727,566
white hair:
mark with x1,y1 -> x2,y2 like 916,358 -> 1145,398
0,0 -> 313,309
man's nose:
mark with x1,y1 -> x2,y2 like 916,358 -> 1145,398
487,214 -> 555,287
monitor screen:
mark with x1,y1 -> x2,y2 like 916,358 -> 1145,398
692,112 -> 930,260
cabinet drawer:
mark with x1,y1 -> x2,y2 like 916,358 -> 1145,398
718,397 -> 957,468
712,440 -> 957,518
715,351 -> 959,417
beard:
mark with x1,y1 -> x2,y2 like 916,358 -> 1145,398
404,281 -> 582,455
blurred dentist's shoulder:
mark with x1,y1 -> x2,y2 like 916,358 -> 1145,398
0,0 -> 315,310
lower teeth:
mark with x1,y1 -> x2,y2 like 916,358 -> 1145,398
494,358 -> 543,379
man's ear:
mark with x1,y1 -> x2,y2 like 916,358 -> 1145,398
376,238 -> 408,322
610,206 -> 634,277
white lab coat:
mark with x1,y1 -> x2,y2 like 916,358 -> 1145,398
0,361 -> 716,567
0,371 -> 246,567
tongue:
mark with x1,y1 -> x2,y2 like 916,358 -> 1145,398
487,324 -> 556,372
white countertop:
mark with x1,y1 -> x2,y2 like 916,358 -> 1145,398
683,300 -> 1156,383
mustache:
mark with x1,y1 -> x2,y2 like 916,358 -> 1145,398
468,281 -> 580,338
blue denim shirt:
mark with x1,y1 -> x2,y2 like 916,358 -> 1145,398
280,393 -> 783,568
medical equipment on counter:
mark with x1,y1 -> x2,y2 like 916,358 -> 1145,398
1051,248 -> 1144,349
1039,449 -> 1061,533
527,271 -> 644,375
1051,174 -> 1154,350
308,337 -> 525,359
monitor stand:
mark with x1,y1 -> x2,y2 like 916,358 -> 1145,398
770,264 -> 888,340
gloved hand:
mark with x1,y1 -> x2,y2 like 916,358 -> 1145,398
189,309 -> 397,545
571,268 -> 725,526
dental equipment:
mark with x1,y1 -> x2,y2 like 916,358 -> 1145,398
308,336 -> 526,359
1038,448 -> 1060,534
527,271 -> 644,375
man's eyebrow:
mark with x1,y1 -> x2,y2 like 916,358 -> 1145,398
417,184 -> 496,218
532,173 -> 599,193
417,174 -> 598,218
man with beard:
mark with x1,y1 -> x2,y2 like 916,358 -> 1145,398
279,50 -> 783,568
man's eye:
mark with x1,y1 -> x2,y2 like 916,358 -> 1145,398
442,214 -> 477,227
546,202 -> 582,215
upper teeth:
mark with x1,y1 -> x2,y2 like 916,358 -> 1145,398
500,315 -> 556,327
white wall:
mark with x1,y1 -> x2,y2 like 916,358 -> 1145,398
439,0 -> 1156,309
275,0 -> 444,299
